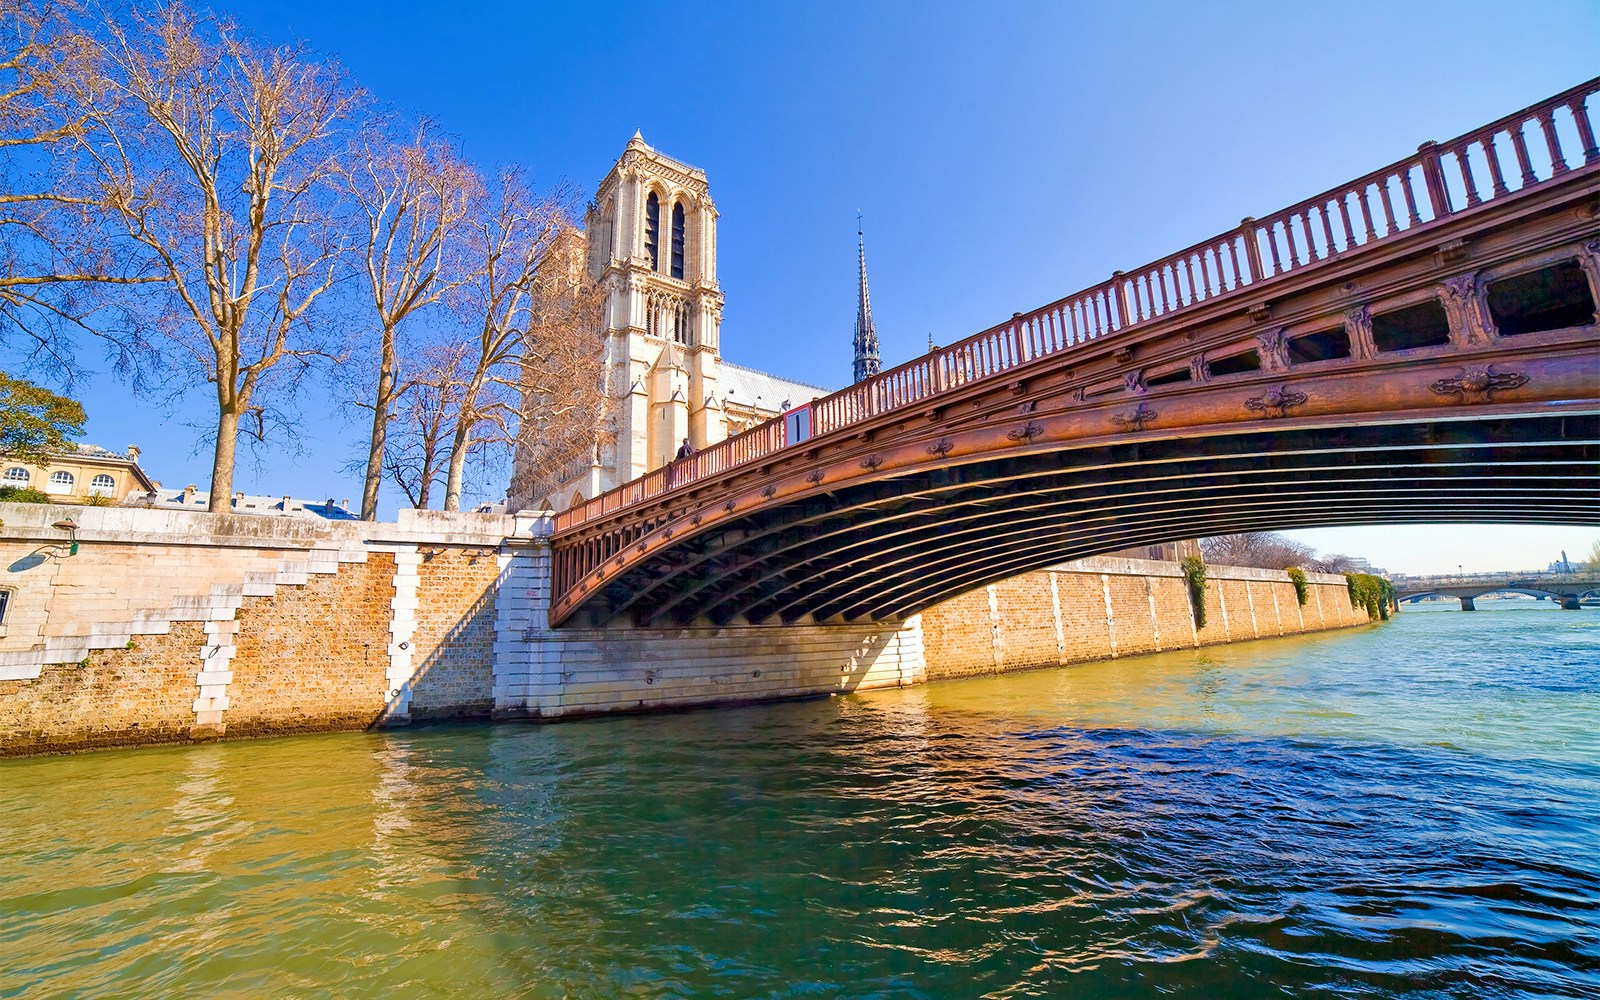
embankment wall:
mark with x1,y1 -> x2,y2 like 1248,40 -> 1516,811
919,557 -> 1369,681
0,504 -> 1370,756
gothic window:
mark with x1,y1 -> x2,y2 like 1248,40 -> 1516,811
3,466 -> 28,484
645,192 -> 660,272
671,202 -> 686,279
672,300 -> 689,345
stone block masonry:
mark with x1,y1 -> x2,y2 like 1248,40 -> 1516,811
920,556 -> 1370,681
0,502 -> 1373,758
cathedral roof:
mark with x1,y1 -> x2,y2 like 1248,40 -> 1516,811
719,362 -> 831,414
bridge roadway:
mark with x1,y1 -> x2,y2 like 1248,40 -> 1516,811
550,80 -> 1600,629
1395,572 -> 1600,610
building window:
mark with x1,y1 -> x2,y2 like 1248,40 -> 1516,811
0,588 -> 10,625
89,474 -> 115,495
47,470 -> 74,494
645,191 -> 660,272
671,202 -> 685,279
3,467 -> 28,485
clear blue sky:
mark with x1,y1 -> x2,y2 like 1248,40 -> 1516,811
61,0 -> 1600,572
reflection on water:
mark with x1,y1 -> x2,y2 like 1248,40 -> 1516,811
2,603 -> 1597,998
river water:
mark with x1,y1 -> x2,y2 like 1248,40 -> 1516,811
2,601 -> 1597,998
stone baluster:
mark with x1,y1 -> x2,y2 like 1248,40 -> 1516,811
1569,93 -> 1599,164
1509,122 -> 1539,187
1417,141 -> 1453,217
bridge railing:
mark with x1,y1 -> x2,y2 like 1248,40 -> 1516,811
554,78 -> 1599,534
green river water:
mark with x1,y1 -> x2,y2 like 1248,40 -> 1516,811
2,601 -> 1597,998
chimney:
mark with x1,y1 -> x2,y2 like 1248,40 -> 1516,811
280,495 -> 291,512
182,484 -> 196,505
127,445 -> 140,462
233,491 -> 243,507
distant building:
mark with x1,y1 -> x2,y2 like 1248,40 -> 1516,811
0,444 -> 155,505
129,485 -> 358,521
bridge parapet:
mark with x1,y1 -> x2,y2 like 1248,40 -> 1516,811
555,78 -> 1600,536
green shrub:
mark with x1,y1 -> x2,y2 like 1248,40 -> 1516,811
1181,555 -> 1208,628
1286,567 -> 1309,607
0,485 -> 50,504
1345,572 -> 1395,621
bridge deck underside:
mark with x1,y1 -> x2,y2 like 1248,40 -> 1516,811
565,412 -> 1598,628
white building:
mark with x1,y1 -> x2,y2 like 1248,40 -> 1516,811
510,134 -> 828,511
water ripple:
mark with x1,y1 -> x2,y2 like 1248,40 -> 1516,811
2,605 -> 1597,998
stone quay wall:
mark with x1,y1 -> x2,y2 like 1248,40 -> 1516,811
1,504 -> 1370,757
920,557 -> 1370,681
0,505 -> 923,756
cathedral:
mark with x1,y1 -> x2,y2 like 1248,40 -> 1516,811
510,133 -> 879,512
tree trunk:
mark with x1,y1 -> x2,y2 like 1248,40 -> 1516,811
443,419 -> 469,512
208,406 -> 240,511
360,331 -> 398,519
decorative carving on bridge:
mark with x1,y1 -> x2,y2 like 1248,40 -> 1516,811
690,511 -> 703,526
1018,399 -> 1037,414
637,541 -> 647,554
1257,327 -> 1291,371
724,499 -> 736,513
1345,306 -> 1378,360
1111,403 -> 1158,431
1247,302 -> 1273,322
1189,354 -> 1209,384
805,470 -> 825,485
662,527 -> 673,539
1006,421 -> 1044,444
760,484 -> 778,499
927,438 -> 954,459
860,455 -> 884,472
1245,385 -> 1309,418
1439,273 -> 1496,346
1429,365 -> 1529,404
1124,370 -> 1148,394
1436,238 -> 1470,264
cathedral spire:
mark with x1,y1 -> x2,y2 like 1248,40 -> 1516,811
852,215 -> 881,384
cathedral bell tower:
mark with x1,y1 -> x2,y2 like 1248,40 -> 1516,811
584,132 -> 726,485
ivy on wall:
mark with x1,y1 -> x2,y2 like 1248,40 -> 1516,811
1346,572 -> 1396,621
1286,567 -> 1309,607
1181,555 -> 1208,628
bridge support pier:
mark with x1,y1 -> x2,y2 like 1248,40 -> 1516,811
1560,595 -> 1582,610
1459,597 -> 1476,612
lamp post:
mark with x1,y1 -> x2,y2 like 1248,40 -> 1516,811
51,517 -> 78,557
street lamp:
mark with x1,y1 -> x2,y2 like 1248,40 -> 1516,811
51,517 -> 78,557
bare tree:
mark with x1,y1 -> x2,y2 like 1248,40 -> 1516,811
0,0 -> 155,376
80,3 -> 361,508
1201,531 -> 1318,570
343,118 -> 479,519
509,223 -> 609,509
382,340 -> 465,509
439,168 -> 561,511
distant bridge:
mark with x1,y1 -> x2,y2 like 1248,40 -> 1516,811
550,80 -> 1600,629
1395,571 -> 1600,610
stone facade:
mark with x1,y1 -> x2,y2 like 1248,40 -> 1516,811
0,442 -> 154,504
509,135 -> 826,512
0,504 -> 1375,757
920,557 -> 1370,681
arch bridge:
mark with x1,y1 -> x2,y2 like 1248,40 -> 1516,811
1396,572 -> 1600,610
550,80 -> 1600,629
